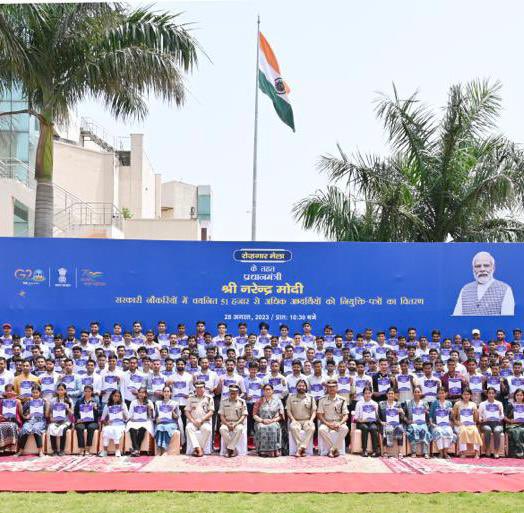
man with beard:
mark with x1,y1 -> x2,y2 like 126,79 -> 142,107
218,384 -> 247,457
453,251 -> 514,316
286,379 -> 316,456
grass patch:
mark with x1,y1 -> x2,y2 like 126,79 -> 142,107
0,492 -> 522,513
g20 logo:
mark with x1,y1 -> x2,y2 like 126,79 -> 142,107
14,268 -> 46,283
14,269 -> 32,280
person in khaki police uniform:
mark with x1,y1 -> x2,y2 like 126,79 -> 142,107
317,380 -> 349,457
219,384 -> 248,457
286,379 -> 316,457
185,381 -> 214,457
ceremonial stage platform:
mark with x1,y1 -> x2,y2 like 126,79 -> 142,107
1,454 -> 524,493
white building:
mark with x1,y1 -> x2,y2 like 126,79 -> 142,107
0,93 -> 211,240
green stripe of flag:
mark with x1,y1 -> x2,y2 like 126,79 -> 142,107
258,70 -> 295,132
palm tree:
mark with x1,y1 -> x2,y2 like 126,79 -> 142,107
0,3 -> 200,237
294,80 -> 524,242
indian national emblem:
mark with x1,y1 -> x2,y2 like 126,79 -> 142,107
274,77 -> 286,94
58,267 -> 68,284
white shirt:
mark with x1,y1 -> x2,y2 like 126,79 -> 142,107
100,369 -> 123,394
445,362 -> 467,375
262,373 -> 287,399
478,399 -> 504,422
77,342 -> 95,359
212,335 -> 226,346
0,370 -> 14,394
372,343 -> 392,359
143,342 -> 161,361
193,369 -> 219,395
354,398 -> 378,422
244,375 -> 264,403
307,373 -> 326,399
508,374 -> 524,396
453,278 -> 515,316
219,372 -> 246,399
353,374 -> 373,401
23,342 -> 49,360
120,370 -> 147,402
278,336 -> 293,348
79,372 -> 102,395
37,370 -> 56,391
88,334 -> 103,346
171,371 -> 194,405
128,399 -> 153,423
286,372 -> 307,395
219,342 -> 238,358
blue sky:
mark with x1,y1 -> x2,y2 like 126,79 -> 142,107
79,0 -> 524,241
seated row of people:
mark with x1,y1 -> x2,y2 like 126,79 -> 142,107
1,381 -> 523,459
356,386 -> 524,459
0,383 -> 181,457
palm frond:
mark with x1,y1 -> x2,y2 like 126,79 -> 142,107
452,217 -> 524,242
292,186 -> 372,241
318,149 -> 406,198
462,79 -> 502,138
105,7 -> 200,72
0,4 -> 47,98
436,80 -> 502,191
0,3 -> 201,123
374,83 -> 436,174
297,81 -> 524,242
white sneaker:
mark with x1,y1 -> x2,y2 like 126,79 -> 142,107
98,450 -> 107,457
115,450 -> 121,457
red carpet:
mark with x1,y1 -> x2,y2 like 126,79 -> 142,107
1,471 -> 523,493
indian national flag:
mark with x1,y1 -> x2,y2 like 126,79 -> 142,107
258,32 -> 295,132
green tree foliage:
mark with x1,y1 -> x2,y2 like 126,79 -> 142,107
0,3 -> 200,236
294,81 -> 524,242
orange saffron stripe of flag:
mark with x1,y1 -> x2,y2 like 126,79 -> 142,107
259,32 -> 281,75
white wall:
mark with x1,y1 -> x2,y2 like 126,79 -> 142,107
53,141 -> 116,204
154,173 -> 161,218
0,178 -> 35,236
118,164 -> 132,215
54,111 -> 81,144
117,134 -> 159,219
56,224 -> 124,239
123,218 -> 201,240
161,180 -> 197,219
0,126 -> 206,240
140,139 -> 157,219
124,134 -> 143,218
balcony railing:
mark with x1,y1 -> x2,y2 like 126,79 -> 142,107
80,117 -> 130,152
0,158 -> 36,189
0,158 -> 122,235
54,202 -> 123,231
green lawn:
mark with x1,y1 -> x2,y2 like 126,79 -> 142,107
0,492 -> 522,513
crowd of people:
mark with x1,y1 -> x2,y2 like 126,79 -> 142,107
0,320 -> 523,460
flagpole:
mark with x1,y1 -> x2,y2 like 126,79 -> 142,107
251,15 -> 260,242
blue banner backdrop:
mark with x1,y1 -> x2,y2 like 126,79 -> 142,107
0,237 -> 521,337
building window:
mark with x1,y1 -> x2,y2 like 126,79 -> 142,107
197,193 -> 211,221
0,85 -> 39,174
13,200 -> 29,237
